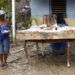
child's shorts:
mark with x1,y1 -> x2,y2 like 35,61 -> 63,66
0,38 -> 10,54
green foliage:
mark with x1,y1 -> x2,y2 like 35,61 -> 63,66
16,13 -> 32,29
10,32 -> 13,43
0,0 -> 11,10
23,21 -> 31,29
30,17 -> 39,25
0,0 -> 11,20
0,0 -> 4,8
16,13 -> 25,22
30,17 -> 42,25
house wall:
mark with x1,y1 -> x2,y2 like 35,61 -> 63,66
31,0 -> 75,18
32,18 -> 75,27
30,0 -> 52,17
30,0 -> 75,26
66,0 -> 75,18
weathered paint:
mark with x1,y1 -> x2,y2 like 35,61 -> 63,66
30,0 -> 75,26
30,0 -> 75,18
30,0 -> 52,17
16,28 -> 75,40
66,0 -> 75,18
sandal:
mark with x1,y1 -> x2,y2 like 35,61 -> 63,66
3,63 -> 8,67
0,64 -> 4,67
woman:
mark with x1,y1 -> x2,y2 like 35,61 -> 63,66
0,10 -> 11,67
50,13 -> 68,55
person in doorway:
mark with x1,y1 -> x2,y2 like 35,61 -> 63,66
0,10 -> 11,67
50,13 -> 68,55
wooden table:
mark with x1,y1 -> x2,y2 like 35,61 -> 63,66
16,28 -> 75,67
24,39 -> 75,67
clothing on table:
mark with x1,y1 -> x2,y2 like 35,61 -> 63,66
50,42 -> 68,54
50,24 -> 68,54
57,24 -> 68,27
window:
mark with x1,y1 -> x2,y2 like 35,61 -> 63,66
51,0 -> 66,17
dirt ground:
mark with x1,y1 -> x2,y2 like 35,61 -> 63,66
0,41 -> 75,75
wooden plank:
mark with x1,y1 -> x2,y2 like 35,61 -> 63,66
16,28 -> 75,41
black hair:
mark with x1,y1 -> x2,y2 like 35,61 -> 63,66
56,13 -> 66,24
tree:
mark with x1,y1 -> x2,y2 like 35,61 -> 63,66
0,0 -> 11,11
0,0 -> 11,20
0,0 -> 4,9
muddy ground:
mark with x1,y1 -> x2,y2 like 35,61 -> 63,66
0,41 -> 75,75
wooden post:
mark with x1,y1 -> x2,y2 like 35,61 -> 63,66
12,0 -> 16,42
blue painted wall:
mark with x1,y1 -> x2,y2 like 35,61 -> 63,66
30,0 -> 52,17
66,0 -> 75,18
30,0 -> 75,18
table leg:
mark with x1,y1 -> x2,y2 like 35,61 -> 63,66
24,41 -> 29,63
36,41 -> 39,59
67,43 -> 70,67
41,41 -> 44,56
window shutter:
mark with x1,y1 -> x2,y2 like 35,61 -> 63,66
51,0 -> 66,17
